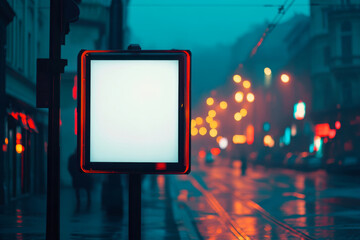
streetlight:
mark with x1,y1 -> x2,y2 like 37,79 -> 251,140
246,93 -> 255,102
191,128 -> 198,136
219,101 -> 227,109
233,74 -> 241,83
195,117 -> 203,125
281,74 -> 290,83
206,97 -> 214,106
240,108 -> 247,117
219,137 -> 228,149
199,127 -> 207,136
210,121 -> 218,129
209,128 -> 217,137
234,112 -> 242,121
243,80 -> 251,89
208,110 -> 216,118
234,91 -> 244,102
264,67 -> 271,76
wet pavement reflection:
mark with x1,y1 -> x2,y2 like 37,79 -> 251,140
173,157 -> 360,239
1,158 -> 360,239
0,176 -> 181,240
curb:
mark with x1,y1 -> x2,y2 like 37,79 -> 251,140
168,175 -> 202,240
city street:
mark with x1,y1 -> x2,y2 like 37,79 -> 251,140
1,0 -> 360,239
0,176 -> 181,240
2,158 -> 360,239
173,158 -> 360,240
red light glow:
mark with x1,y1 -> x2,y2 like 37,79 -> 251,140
10,112 -> 19,120
27,118 -> 38,133
73,75 -> 78,100
199,150 -> 206,158
210,148 -> 221,156
246,125 -> 254,145
329,129 -> 336,139
19,113 -> 27,127
315,123 -> 330,137
16,133 -> 22,140
155,163 -> 167,170
74,108 -> 77,135
335,121 -> 341,130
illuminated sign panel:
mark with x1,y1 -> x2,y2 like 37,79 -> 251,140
78,50 -> 191,174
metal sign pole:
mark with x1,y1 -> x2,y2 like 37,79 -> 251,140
128,174 -> 141,240
46,0 -> 62,239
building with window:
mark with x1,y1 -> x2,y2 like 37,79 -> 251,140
1,0 -> 49,205
310,0 -> 360,162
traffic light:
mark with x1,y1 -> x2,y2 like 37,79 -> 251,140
61,0 -> 80,45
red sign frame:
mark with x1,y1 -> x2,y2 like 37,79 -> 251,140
77,49 -> 191,174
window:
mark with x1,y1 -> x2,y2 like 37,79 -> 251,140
341,21 -> 352,64
321,9 -> 327,29
323,46 -> 330,65
28,33 -> 32,76
341,21 -> 352,32
342,81 -> 352,105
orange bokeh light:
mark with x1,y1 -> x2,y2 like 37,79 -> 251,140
16,144 -> 23,154
234,92 -> 244,102
206,97 -> 214,106
247,93 -> 255,102
243,80 -> 251,89
219,101 -> 227,109
281,74 -> 290,83
195,117 -> 203,125
233,74 -> 241,83
208,110 -> 216,118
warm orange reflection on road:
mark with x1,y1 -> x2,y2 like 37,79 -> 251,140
281,199 -> 306,216
294,174 -> 305,191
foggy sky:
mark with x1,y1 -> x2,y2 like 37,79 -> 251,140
128,0 -> 309,49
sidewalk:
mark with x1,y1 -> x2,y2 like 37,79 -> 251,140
0,175 -> 188,240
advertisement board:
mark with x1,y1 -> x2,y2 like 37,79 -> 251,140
78,50 -> 191,174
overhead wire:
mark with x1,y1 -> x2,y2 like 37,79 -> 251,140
249,0 -> 296,58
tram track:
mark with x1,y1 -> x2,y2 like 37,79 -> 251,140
188,173 -> 315,240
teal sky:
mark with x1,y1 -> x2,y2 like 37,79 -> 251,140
128,0 -> 310,49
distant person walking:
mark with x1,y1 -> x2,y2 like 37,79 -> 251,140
68,150 -> 93,209
240,154 -> 248,176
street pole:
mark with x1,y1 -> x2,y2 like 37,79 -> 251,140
129,174 -> 141,240
46,0 -> 62,239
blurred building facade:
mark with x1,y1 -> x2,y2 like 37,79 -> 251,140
0,0 -> 15,205
1,0 -> 49,205
310,0 -> 360,162
0,0 -> 130,204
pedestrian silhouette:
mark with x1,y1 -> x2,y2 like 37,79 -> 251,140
68,150 -> 93,210
240,154 -> 248,176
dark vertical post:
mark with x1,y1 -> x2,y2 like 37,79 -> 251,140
129,174 -> 141,240
46,0 -> 62,239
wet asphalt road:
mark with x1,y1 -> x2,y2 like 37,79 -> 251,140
173,157 -> 360,240
1,157 -> 360,239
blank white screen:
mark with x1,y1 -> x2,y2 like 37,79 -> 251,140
90,60 -> 179,163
